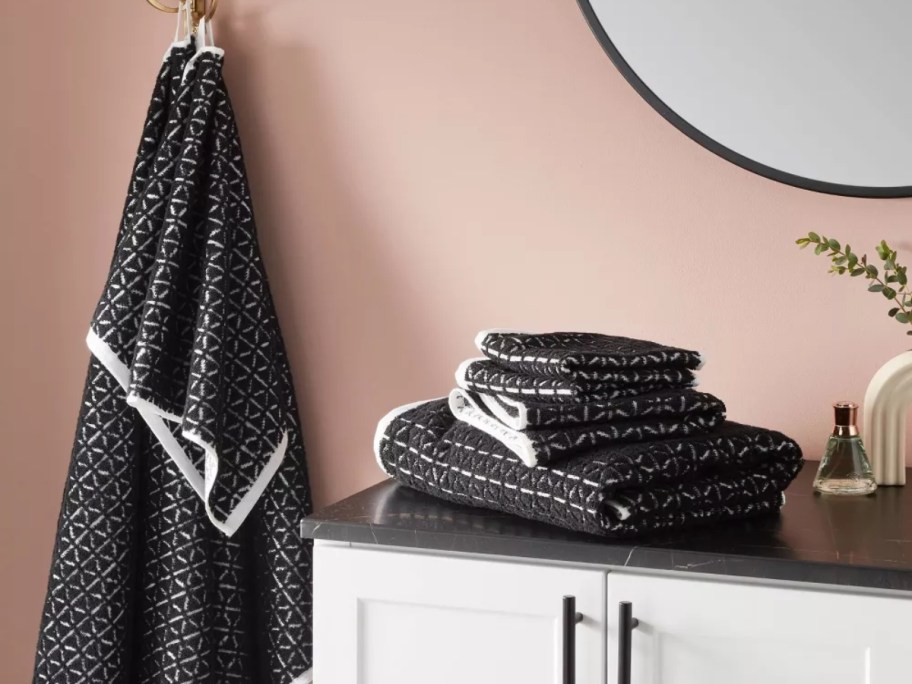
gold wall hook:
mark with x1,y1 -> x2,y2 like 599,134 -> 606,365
147,0 -> 220,28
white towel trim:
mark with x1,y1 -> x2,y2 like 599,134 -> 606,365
448,389 -> 539,467
374,398 -> 446,475
87,328 -> 288,538
478,393 -> 529,430
289,668 -> 313,684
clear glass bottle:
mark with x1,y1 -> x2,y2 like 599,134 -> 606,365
813,401 -> 877,496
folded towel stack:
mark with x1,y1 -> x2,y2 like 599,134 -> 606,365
375,331 -> 803,538
451,331 -> 725,466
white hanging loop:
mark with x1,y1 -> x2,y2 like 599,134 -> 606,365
183,1 -> 194,40
196,16 -> 206,50
196,14 -> 216,51
173,1 -> 193,43
205,15 -> 216,47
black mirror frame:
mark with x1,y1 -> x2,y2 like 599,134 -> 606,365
576,0 -> 912,198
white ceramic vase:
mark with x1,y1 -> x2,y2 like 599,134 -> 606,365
862,350 -> 912,485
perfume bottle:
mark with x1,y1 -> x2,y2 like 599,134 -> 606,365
813,402 -> 877,496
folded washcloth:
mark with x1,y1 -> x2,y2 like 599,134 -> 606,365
468,387 -> 725,431
449,389 -> 726,466
375,399 -> 802,538
457,358 -> 697,400
476,330 -> 703,380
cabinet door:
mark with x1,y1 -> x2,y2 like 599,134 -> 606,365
607,572 -> 912,684
314,543 -> 606,684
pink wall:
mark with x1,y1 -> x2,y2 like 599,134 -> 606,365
2,0 -> 911,679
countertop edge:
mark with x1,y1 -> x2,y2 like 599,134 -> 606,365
302,469 -> 912,594
301,519 -> 912,594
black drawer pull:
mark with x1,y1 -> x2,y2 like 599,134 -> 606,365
562,595 -> 584,684
618,601 -> 640,684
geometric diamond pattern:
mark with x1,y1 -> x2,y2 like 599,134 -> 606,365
476,331 -> 704,378
459,358 -> 697,401
34,41 -> 313,683
449,388 -> 726,465
376,398 -> 803,538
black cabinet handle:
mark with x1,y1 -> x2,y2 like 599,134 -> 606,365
562,595 -> 584,684
618,601 -> 640,684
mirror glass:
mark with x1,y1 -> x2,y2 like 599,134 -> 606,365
580,1 -> 912,197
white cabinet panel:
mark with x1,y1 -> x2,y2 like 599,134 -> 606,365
314,544 -> 606,684
607,573 -> 912,684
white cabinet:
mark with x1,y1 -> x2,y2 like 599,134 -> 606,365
314,543 -> 607,684
314,543 -> 912,684
607,572 -> 912,684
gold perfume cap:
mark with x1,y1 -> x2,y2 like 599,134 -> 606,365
833,401 -> 858,427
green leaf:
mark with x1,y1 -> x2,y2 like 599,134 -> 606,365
834,256 -> 847,266
847,254 -> 858,268
808,232 -> 821,242
845,244 -> 853,256
886,260 -> 897,271
895,312 -> 909,323
869,283 -> 884,293
796,238 -> 810,246
828,239 -> 841,251
889,307 -> 900,317
866,264 -> 879,277
850,268 -> 865,277
883,287 -> 897,300
887,275 -> 899,283
815,244 -> 827,255
899,272 -> 908,287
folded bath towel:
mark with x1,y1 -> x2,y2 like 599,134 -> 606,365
470,387 -> 726,431
449,389 -> 726,466
457,358 -> 697,401
375,399 -> 802,538
476,330 -> 703,381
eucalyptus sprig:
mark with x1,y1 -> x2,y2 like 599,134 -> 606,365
797,233 -> 912,335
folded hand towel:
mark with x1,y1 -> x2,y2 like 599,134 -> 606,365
476,330 -> 703,380
375,399 -> 802,537
471,387 -> 725,431
457,358 -> 696,401
449,389 -> 725,466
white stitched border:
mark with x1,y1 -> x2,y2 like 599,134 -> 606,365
377,406 -> 599,513
448,389 -> 539,466
87,328 -> 287,537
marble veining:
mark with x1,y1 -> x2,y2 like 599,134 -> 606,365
301,465 -> 912,592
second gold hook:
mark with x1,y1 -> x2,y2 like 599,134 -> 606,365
147,0 -> 220,26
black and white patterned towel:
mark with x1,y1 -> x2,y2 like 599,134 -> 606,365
375,399 -> 802,537
457,358 -> 697,401
471,387 -> 726,430
449,389 -> 725,466
35,33 -> 313,684
476,330 -> 703,380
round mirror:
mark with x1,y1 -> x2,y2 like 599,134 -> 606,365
579,1 -> 912,197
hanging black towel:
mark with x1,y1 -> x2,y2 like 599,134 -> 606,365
457,358 -> 697,400
375,399 -> 802,537
449,389 -> 725,466
35,34 -> 313,684
476,330 -> 704,379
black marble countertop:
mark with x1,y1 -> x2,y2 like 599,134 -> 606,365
302,465 -> 912,593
